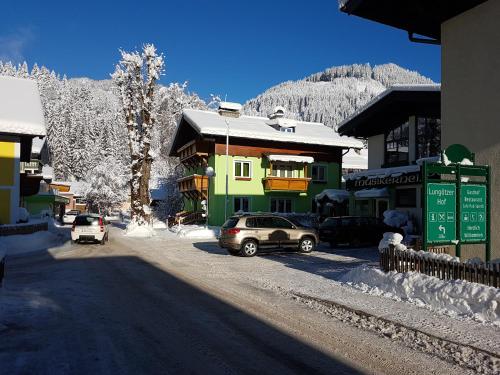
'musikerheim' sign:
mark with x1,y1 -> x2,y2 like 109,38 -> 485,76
346,171 -> 421,190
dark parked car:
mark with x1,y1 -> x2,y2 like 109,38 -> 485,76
319,216 -> 403,248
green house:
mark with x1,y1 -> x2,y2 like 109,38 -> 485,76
168,104 -> 363,226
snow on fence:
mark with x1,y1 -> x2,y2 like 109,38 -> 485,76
380,245 -> 500,288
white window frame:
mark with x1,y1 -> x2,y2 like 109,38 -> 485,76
234,159 -> 252,179
233,196 -> 251,213
311,164 -> 327,182
270,197 -> 293,213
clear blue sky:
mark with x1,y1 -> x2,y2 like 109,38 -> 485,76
2,0 -> 440,103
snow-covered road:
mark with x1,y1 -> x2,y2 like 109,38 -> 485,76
0,225 -> 496,374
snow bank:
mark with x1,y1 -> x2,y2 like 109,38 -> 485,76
378,232 -> 460,262
124,222 -> 155,238
170,224 -> 220,240
341,265 -> 500,326
315,189 -> 349,202
383,210 -> 408,228
0,230 -> 67,256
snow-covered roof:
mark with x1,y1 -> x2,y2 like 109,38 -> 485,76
0,76 -> 46,137
338,84 -> 440,130
315,189 -> 350,202
342,148 -> 368,170
267,154 -> 314,164
42,164 -> 53,180
344,164 -> 420,181
354,187 -> 389,199
31,137 -> 46,155
176,109 -> 364,150
218,102 -> 242,111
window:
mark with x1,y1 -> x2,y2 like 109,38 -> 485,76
234,160 -> 251,179
311,165 -> 326,182
416,117 -> 441,159
396,188 -> 417,207
271,217 -> 294,229
385,122 -> 409,166
234,197 -> 250,213
354,200 -> 370,216
75,197 -> 87,204
270,198 -> 292,213
271,164 -> 295,178
280,127 -> 295,133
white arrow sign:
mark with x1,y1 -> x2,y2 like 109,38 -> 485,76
438,225 -> 446,235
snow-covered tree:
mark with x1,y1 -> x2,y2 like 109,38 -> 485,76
111,44 -> 164,228
83,158 -> 127,213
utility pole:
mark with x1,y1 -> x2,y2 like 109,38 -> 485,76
224,118 -> 229,222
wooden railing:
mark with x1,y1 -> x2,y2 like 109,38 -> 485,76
174,210 -> 205,225
380,245 -> 500,288
177,174 -> 208,200
177,140 -> 209,168
263,177 -> 311,192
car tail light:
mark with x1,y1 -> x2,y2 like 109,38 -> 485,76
226,228 -> 240,235
99,217 -> 104,232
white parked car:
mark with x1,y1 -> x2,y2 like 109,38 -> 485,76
71,214 -> 109,245
104,209 -> 122,222
63,210 -> 81,225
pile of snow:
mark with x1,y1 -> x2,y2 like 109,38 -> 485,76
18,207 -> 29,223
378,232 -> 460,262
341,265 -> 500,326
171,224 -> 219,240
315,189 -> 350,202
0,230 -> 68,256
383,210 -> 408,228
152,220 -> 168,229
378,232 -> 406,251
124,222 -> 155,238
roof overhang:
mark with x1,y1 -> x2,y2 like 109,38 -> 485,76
338,86 -> 440,138
339,0 -> 488,41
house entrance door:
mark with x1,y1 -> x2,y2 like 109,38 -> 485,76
376,199 -> 389,219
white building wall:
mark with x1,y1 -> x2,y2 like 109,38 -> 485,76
367,134 -> 385,169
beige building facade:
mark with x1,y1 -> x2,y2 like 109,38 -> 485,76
441,0 -> 500,259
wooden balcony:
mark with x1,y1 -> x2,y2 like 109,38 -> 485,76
177,174 -> 208,200
177,140 -> 210,168
263,177 -> 311,192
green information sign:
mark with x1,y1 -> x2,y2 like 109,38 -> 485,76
426,183 -> 456,243
460,184 -> 487,242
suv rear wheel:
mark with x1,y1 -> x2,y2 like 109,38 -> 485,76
240,239 -> 258,257
298,237 -> 315,253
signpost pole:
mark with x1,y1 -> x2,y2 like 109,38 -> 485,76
456,164 -> 461,258
486,165 -> 491,262
422,161 -> 427,252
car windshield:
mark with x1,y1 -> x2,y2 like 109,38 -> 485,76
74,216 -> 100,226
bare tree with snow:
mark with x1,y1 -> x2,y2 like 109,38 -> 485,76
112,44 -> 164,229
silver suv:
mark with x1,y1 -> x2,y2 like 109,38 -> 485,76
219,214 -> 319,257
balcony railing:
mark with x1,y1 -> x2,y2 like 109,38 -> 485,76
177,174 -> 208,200
177,140 -> 209,168
20,160 -> 43,174
263,176 -> 311,192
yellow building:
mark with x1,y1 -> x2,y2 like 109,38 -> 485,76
0,76 -> 46,225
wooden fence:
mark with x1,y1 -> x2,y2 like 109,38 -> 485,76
379,246 -> 500,288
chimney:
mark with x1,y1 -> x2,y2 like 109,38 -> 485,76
218,102 -> 242,118
268,106 -> 286,120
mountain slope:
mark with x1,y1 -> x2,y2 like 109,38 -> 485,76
243,63 -> 435,129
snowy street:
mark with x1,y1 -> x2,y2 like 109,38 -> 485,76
1,225 -> 496,374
